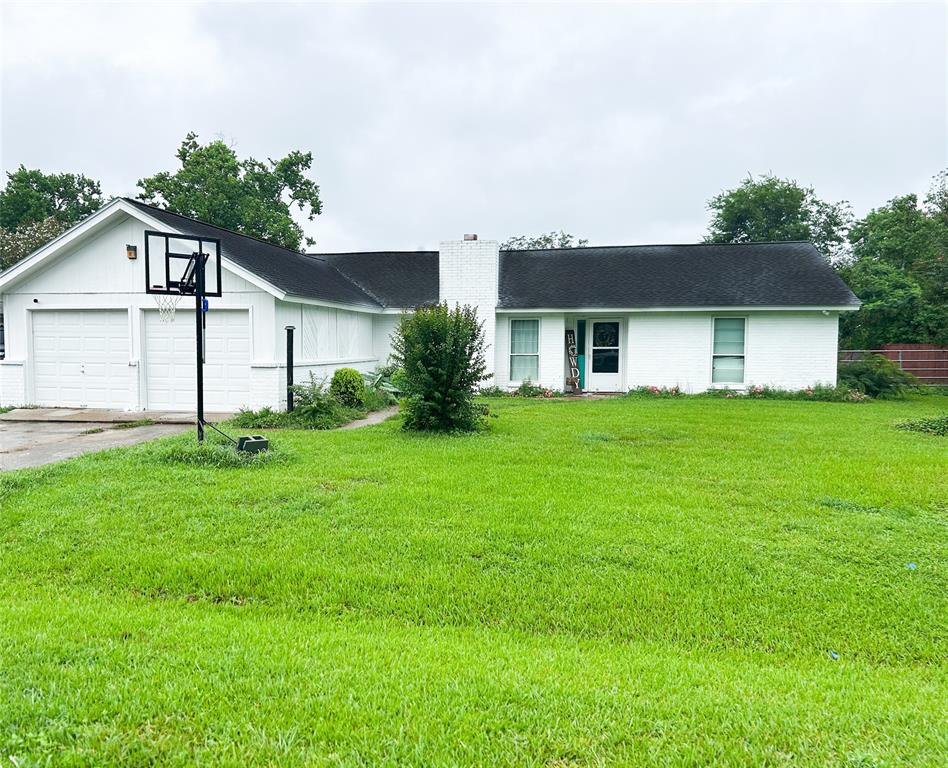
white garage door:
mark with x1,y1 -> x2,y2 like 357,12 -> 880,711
144,309 -> 251,411
32,310 -> 133,408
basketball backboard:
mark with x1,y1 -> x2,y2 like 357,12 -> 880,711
144,230 -> 222,297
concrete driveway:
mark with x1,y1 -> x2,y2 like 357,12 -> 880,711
0,409 -> 203,470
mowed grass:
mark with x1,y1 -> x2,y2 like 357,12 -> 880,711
1,396 -> 946,766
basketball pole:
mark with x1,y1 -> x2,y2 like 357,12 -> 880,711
195,249 -> 205,443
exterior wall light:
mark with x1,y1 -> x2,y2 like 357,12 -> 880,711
126,244 -> 138,260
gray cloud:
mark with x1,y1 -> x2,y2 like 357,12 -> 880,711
2,1 -> 945,251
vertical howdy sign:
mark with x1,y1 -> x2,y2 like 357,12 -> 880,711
565,329 -> 580,393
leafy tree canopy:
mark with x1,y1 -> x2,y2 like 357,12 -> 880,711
837,259 -> 931,348
847,194 -> 940,271
502,231 -> 588,250
0,166 -> 103,230
0,216 -> 69,271
705,174 -> 852,261
839,173 -> 948,348
137,133 -> 322,251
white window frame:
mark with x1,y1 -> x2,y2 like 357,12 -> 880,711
509,317 -> 540,383
710,316 -> 747,388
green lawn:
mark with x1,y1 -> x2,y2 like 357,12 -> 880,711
2,396 -> 946,766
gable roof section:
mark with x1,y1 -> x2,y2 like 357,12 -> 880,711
123,199 -> 381,308
319,251 -> 439,308
3,199 -> 859,311
498,242 -> 860,309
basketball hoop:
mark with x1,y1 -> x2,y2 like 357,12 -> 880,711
153,293 -> 182,323
144,230 -> 224,445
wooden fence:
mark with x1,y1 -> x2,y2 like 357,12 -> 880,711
840,344 -> 948,384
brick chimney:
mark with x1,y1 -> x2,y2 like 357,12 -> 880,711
439,235 -> 499,382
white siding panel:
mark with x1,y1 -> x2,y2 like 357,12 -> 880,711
745,313 -> 839,389
301,306 -> 335,360
0,362 -> 26,406
627,314 -> 712,393
538,314 -> 566,390
373,314 -> 399,364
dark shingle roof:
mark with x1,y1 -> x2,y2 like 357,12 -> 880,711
124,199 -> 381,308
320,251 -> 438,308
498,242 -> 859,308
124,200 -> 858,309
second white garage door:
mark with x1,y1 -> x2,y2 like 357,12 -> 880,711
143,309 -> 252,411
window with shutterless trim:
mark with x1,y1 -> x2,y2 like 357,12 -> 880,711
510,318 -> 539,382
711,317 -> 745,384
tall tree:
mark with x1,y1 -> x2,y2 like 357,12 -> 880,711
502,231 -> 588,250
839,175 -> 948,348
836,259 -> 933,348
705,174 -> 852,261
0,167 -> 102,270
0,166 -> 103,230
137,133 -> 322,251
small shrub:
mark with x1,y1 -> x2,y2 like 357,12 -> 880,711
628,385 -> 684,398
361,386 -> 393,412
477,383 -> 562,398
705,384 -> 869,402
513,381 -> 562,398
838,355 -> 918,399
231,375 -> 359,431
362,367 -> 400,406
392,303 -> 489,432
230,406 -> 296,429
330,367 -> 366,407
896,414 -> 948,436
294,374 -> 361,426
628,384 -> 869,402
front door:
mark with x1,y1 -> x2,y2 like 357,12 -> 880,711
587,320 -> 621,391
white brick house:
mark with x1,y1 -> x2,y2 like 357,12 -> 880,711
0,198 -> 860,410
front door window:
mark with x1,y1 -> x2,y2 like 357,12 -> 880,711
591,321 -> 619,373
587,320 -> 621,391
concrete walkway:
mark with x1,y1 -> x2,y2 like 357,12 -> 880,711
339,406 -> 399,430
0,407 -> 233,424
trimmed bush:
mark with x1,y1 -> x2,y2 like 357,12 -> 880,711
330,367 -> 366,407
392,303 -> 489,432
838,355 -> 918,398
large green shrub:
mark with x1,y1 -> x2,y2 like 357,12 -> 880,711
329,367 -> 366,407
838,354 -> 918,398
392,303 -> 489,432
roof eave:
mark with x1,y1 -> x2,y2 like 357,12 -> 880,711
496,304 -> 862,313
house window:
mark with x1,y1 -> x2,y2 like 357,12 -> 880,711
712,317 -> 745,384
510,318 -> 539,382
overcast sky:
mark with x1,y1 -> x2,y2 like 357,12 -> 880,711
2,1 -> 945,252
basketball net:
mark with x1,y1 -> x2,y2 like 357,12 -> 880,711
154,293 -> 182,323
